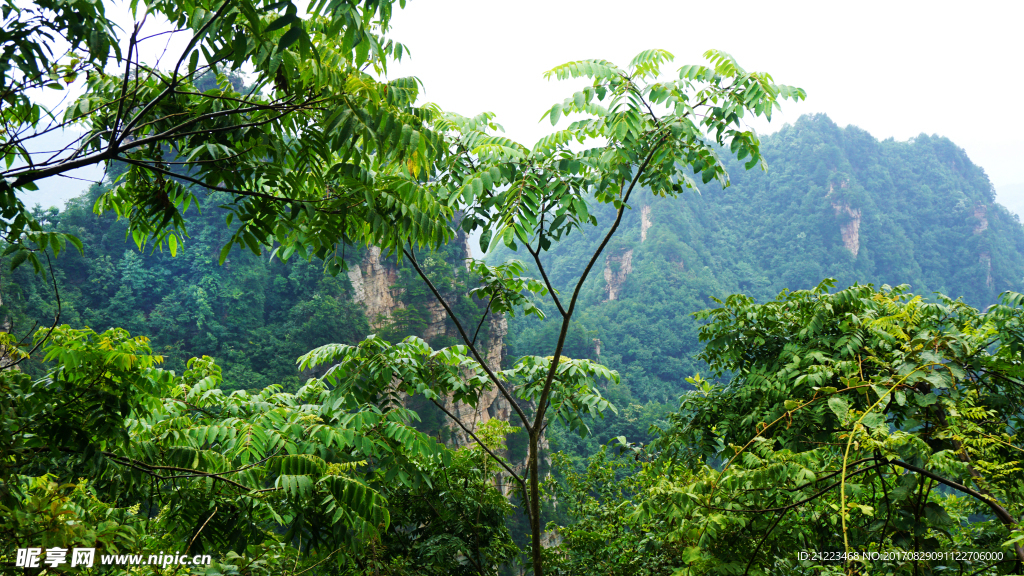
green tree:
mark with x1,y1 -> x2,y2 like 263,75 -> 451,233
2,0 -> 446,278
1,325 -> 516,573
634,281 -> 1024,574
499,113 -> 1024,420
1,181 -> 374,388
4,4 -> 803,573
367,419 -> 521,575
381,49 -> 804,575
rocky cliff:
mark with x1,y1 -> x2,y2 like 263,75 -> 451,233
345,237 -> 524,458
346,246 -> 403,329
603,248 -> 634,301
501,113 -> 1024,406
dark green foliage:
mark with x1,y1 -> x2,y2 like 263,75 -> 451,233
370,420 -> 521,575
502,114 -> 1024,446
646,281 -> 1024,573
1,325 -> 519,575
2,182 -> 370,390
543,282 -> 1024,575
542,449 -> 686,576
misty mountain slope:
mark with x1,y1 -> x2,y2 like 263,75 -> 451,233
499,113 -> 1024,403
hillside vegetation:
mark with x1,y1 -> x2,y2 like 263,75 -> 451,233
504,113 -> 1024,405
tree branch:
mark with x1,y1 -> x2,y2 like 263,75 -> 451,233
889,458 -> 1024,563
470,296 -> 494,350
6,96 -> 306,189
104,453 -> 253,492
402,247 -> 533,433
532,132 -> 669,431
117,0 -> 233,140
110,19 -> 143,152
744,509 -> 787,576
525,210 -> 566,318
1,250 -> 61,370
428,395 -> 533,531
115,156 -> 315,206
428,397 -> 526,488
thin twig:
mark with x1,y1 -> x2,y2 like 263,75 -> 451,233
428,397 -> 532,529
470,296 -> 494,349
185,506 -> 217,554
402,247 -> 533,433
2,250 -> 61,369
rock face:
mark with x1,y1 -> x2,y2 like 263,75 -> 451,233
441,313 -> 514,439
832,202 -> 862,257
974,204 -> 989,234
640,204 -> 652,242
603,248 -> 634,301
347,240 -> 530,478
346,246 -> 403,329
829,182 -> 862,257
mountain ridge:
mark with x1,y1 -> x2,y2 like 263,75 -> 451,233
500,113 -> 1024,407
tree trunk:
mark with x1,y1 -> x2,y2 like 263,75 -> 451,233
529,429 -> 543,576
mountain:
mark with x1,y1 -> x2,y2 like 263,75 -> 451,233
6,113 -> 1023,458
0,179 -> 506,402
499,114 -> 1024,412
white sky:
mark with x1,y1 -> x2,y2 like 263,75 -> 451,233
19,0 -> 1024,211
385,0 -> 1024,190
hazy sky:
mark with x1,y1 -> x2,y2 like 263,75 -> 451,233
18,0 -> 1024,211
385,0 -> 1024,192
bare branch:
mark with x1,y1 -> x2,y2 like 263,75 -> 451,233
104,453 -> 253,492
470,296 -> 494,350
402,247 -> 533,433
532,132 -> 670,431
428,396 -> 532,528
890,458 -> 1024,563
117,0 -> 233,140
1,251 -> 61,370
525,210 -> 566,318
110,18 -> 143,152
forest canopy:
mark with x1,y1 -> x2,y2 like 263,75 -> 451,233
4,0 -> 1024,574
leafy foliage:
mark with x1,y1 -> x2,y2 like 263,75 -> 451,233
632,281 -> 1024,574
3,0 -> 450,278
535,282 -> 1024,576
409,47 -> 803,575
369,419 -> 521,575
2,182 -> 372,389
500,114 -> 1024,460
6,4 -> 809,571
1,325 -> 520,573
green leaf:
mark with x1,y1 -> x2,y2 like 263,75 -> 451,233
861,411 -> 886,429
218,242 -> 232,265
8,249 -> 28,270
66,234 -> 84,255
827,396 -> 850,420
278,26 -> 302,51
265,13 -> 297,33
549,103 -> 562,126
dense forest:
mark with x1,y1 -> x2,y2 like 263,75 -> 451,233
8,112 -> 1024,573
2,163 -> 490,393
4,1 -> 1024,573
504,113 -> 1024,457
